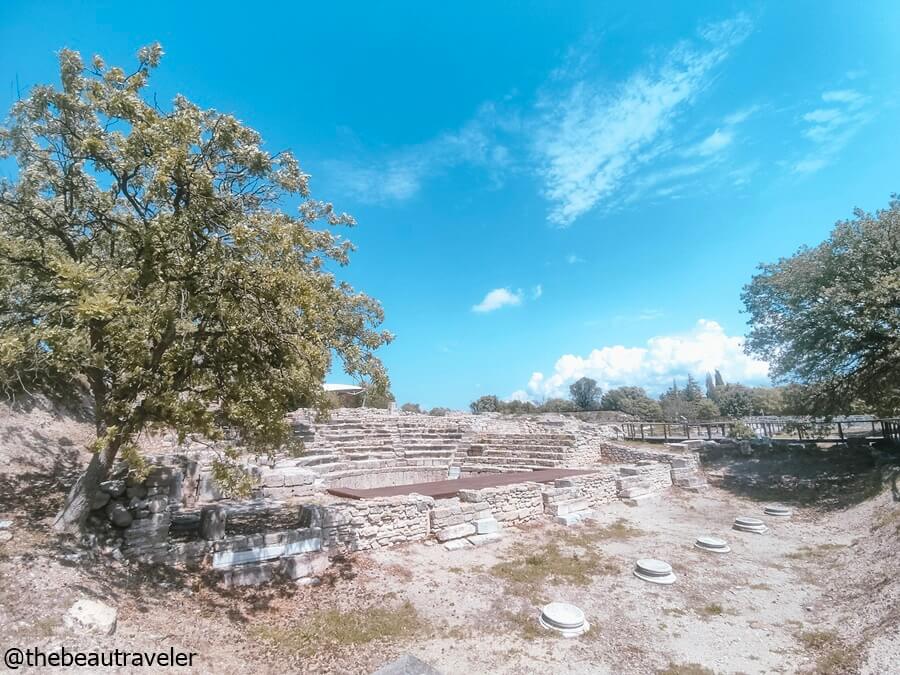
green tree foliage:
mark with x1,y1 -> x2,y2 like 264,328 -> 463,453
400,403 -> 421,413
712,384 -> 755,417
682,374 -> 703,402
569,376 -> 601,410
0,47 -> 392,530
691,398 -> 721,420
714,370 -> 725,387
705,372 -> 715,398
600,386 -> 662,419
743,197 -> 900,415
539,397 -> 578,413
469,395 -> 500,414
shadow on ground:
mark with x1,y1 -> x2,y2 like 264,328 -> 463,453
701,443 -> 900,510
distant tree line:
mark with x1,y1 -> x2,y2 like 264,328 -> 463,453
466,372 -> 842,420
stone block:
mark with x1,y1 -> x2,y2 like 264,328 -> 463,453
555,513 -> 583,526
443,538 -> 472,551
212,534 -> 321,569
434,522 -> 477,542
280,552 -> 330,579
474,517 -> 499,534
468,532 -> 502,547
220,560 -> 279,587
547,497 -> 590,517
200,505 -> 227,541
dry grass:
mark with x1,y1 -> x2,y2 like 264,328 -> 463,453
786,543 -> 846,561
251,601 -> 422,657
490,538 -> 617,591
797,629 -> 840,650
577,517 -> 644,541
656,663 -> 715,675
500,610 -> 544,640
696,603 -> 724,618
796,629 -> 860,675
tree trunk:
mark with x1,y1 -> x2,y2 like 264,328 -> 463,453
52,440 -> 119,534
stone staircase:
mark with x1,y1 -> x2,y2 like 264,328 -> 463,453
616,467 -> 657,505
397,420 -> 464,466
457,432 -> 578,472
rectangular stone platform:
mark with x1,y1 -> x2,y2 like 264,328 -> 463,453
326,468 -> 598,500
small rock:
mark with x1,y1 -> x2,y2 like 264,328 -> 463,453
64,599 -> 117,635
90,491 -> 111,510
0,520 -> 12,530
0,531 -> 12,543
99,480 -> 126,497
106,503 -> 133,528
126,484 -> 147,500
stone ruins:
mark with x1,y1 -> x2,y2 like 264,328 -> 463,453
85,409 -> 710,586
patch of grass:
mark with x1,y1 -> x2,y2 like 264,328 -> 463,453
656,663 -> 715,675
786,543 -> 846,561
872,505 -> 900,533
490,541 -> 616,590
815,646 -> 860,675
696,603 -> 724,617
251,601 -> 421,657
797,629 -> 839,650
748,583 -> 771,591
447,566 -> 464,574
796,629 -> 860,675
578,517 -> 643,541
501,610 -> 544,640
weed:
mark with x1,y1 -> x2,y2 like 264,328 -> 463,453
251,601 -> 421,657
656,662 -> 715,675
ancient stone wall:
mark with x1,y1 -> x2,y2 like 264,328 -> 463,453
458,482 -> 544,523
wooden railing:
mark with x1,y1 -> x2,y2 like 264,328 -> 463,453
621,418 -> 900,444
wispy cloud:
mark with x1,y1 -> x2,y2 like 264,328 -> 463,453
565,253 -> 585,264
533,14 -> 753,225
792,88 -> 872,174
323,103 -> 516,204
472,287 -> 524,313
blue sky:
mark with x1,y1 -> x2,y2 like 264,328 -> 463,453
2,1 -> 899,409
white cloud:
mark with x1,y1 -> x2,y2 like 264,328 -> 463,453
472,287 -> 524,313
792,88 -> 872,174
690,128 -> 734,156
531,284 -> 543,300
566,253 -> 584,264
325,103 -> 515,204
534,14 -> 752,225
524,319 -> 768,398
507,389 -> 531,402
821,89 -> 864,105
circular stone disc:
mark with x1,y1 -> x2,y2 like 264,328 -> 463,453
734,516 -> 764,527
764,506 -> 792,517
539,602 -> 589,637
635,558 -> 672,576
695,536 -> 730,552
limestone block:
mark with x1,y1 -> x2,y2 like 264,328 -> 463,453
220,560 -> 279,587
443,538 -> 472,551
200,505 -> 227,541
64,599 -> 117,635
281,552 -> 329,579
435,522 -> 477,542
468,532 -> 502,546
474,517 -> 500,534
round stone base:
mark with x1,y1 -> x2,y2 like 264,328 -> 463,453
694,535 -> 731,553
633,558 -> 676,584
733,516 -> 768,534
764,505 -> 792,517
538,602 -> 589,637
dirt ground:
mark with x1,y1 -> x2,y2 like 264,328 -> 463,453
1,398 -> 899,674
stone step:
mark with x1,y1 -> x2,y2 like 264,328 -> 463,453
622,493 -> 660,506
619,486 -> 652,499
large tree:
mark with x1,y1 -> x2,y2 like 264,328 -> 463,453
0,46 -> 392,531
569,376 -> 601,410
743,197 -> 900,415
